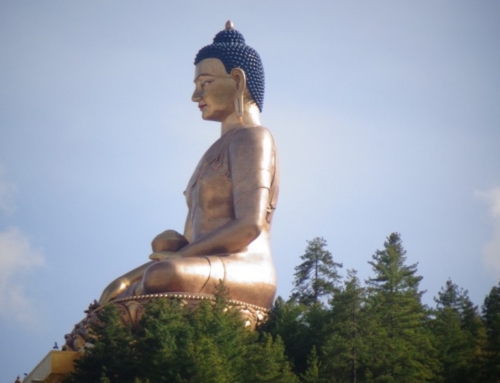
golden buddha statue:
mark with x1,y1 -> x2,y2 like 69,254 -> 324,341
98,21 -> 279,310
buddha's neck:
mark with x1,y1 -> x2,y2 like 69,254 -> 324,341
220,103 -> 261,136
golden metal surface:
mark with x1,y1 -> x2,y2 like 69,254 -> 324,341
99,48 -> 278,309
23,351 -> 80,383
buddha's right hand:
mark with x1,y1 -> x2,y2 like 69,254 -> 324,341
151,230 -> 189,252
149,251 -> 182,261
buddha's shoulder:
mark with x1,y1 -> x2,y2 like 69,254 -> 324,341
231,126 -> 274,144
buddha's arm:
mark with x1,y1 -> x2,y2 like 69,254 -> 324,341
178,189 -> 269,257
149,186 -> 267,261
177,127 -> 274,257
183,212 -> 194,243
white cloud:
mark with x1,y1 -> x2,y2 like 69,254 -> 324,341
0,167 -> 46,327
0,227 -> 45,325
475,186 -> 500,278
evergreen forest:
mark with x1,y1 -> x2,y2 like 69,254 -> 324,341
65,233 -> 500,383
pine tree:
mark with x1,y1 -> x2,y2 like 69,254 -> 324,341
302,303 -> 332,374
134,299 -> 196,382
64,304 -> 138,383
261,297 -> 311,375
301,346 -> 322,383
431,279 -> 485,383
245,334 -> 300,383
323,269 -> 368,383
364,233 -> 439,382
292,237 -> 343,305
482,281 -> 500,382
186,291 -> 251,383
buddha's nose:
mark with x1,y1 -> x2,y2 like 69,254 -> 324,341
192,88 -> 202,102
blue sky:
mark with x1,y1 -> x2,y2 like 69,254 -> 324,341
1,1 -> 499,381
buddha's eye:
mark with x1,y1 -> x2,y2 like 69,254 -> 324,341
201,80 -> 212,88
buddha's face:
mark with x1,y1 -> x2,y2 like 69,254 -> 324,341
192,58 -> 237,122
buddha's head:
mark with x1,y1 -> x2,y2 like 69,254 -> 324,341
192,21 -> 264,123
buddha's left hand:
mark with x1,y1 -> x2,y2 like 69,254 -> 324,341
149,251 -> 182,261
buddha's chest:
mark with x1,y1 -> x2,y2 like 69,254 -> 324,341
185,136 -> 234,216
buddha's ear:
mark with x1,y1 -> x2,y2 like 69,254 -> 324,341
230,67 -> 247,97
231,68 -> 247,123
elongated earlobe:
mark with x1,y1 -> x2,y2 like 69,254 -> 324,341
235,94 -> 244,124
231,68 -> 247,124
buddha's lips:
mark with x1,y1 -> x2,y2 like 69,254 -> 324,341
199,104 -> 207,110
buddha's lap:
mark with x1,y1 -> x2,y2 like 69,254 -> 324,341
144,255 -> 272,285
134,255 -> 276,307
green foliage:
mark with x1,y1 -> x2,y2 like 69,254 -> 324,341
431,279 -> 485,383
261,297 -> 311,375
435,279 -> 467,311
292,237 -> 343,305
64,304 -> 137,383
366,233 -> 423,296
482,281 -> 500,382
246,334 -> 300,383
263,297 -> 334,378
65,285 -> 298,383
363,233 -> 440,382
301,346 -> 321,383
323,269 -> 369,383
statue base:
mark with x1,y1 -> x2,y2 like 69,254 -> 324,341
64,293 -> 269,351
